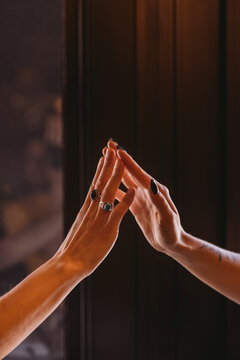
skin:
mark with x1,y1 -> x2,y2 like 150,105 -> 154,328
0,148 -> 135,358
107,140 -> 240,305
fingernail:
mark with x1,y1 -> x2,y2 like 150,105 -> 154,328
116,145 -> 126,152
150,179 -> 159,195
109,138 -> 118,144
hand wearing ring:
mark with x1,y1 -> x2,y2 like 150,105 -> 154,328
57,148 -> 135,277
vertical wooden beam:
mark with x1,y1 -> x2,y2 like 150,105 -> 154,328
217,0 -> 228,357
136,1 -> 177,359
226,1 -> 240,358
63,0 -> 89,358
176,0 -> 226,358
85,1 -> 137,359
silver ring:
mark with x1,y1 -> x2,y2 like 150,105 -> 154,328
99,201 -> 114,212
90,189 -> 101,201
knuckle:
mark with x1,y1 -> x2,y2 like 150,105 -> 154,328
109,210 -> 118,222
104,159 -> 112,168
160,184 -> 169,195
104,154 -> 114,168
95,177 -> 105,189
101,189 -> 108,199
168,213 -> 175,224
165,186 -> 170,194
96,158 -> 104,173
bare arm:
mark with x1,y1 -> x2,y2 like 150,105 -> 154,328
0,148 -> 135,358
0,255 -> 81,357
169,232 -> 240,304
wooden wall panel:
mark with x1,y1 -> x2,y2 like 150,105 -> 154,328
176,1 -> 226,359
226,1 -> 240,358
136,1 -> 176,359
84,1 -> 137,359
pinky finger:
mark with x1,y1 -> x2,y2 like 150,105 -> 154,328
107,188 -> 135,229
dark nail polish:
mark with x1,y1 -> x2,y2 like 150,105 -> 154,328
91,189 -> 100,201
116,145 -> 126,151
150,179 -> 158,195
109,138 -> 118,144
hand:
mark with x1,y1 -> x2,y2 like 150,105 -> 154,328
104,140 -> 184,254
56,148 -> 135,277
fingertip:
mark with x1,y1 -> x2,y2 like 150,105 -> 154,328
106,147 -> 116,158
108,138 -> 118,144
107,140 -> 118,153
117,149 -> 126,160
102,146 -> 108,156
98,156 -> 105,166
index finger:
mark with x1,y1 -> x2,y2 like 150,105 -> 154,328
118,149 -> 178,214
117,149 -> 150,188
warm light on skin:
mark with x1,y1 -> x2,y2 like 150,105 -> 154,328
107,139 -> 240,305
0,148 -> 135,358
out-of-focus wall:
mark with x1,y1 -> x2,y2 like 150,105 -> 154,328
0,1 -> 65,359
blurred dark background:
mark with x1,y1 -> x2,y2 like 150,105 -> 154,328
0,1 -> 64,359
64,0 -> 240,360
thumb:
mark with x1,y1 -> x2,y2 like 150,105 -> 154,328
107,188 -> 135,229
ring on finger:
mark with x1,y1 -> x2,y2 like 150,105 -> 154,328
90,189 -> 101,201
99,201 -> 114,212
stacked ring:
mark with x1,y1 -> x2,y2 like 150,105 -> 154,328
90,189 -> 101,201
99,201 -> 114,212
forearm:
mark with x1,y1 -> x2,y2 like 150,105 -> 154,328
168,232 -> 240,304
0,254 -> 83,358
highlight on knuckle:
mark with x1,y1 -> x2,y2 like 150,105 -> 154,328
164,186 -> 169,194
95,177 -> 105,189
160,184 -> 169,195
104,155 -> 113,168
101,189 -> 108,199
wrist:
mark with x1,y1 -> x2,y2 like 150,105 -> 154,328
50,253 -> 87,286
165,230 -> 193,264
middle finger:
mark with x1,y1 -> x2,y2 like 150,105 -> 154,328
87,148 -> 116,216
95,159 -> 124,223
